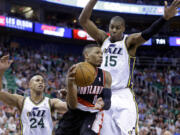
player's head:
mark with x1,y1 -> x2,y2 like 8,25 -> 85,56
29,73 -> 46,93
83,44 -> 102,67
109,16 -> 125,42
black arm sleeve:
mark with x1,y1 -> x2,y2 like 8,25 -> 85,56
141,17 -> 167,40
102,88 -> 112,110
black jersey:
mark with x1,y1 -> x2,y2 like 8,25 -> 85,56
77,68 -> 105,112
55,68 -> 105,135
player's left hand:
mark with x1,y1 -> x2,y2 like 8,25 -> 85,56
163,0 -> 180,20
0,55 -> 13,73
93,97 -> 104,110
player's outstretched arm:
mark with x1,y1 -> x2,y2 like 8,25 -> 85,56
50,98 -> 67,114
0,55 -> 24,110
126,0 -> 180,56
79,0 -> 108,45
66,65 -> 78,109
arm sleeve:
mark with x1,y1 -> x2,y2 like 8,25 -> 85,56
102,88 -> 112,110
141,17 -> 167,40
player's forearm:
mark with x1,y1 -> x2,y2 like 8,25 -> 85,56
141,17 -> 167,41
0,92 -> 17,107
67,84 -> 78,109
78,0 -> 97,24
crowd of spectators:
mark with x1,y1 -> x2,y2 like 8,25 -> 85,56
134,68 -> 180,101
0,37 -> 179,135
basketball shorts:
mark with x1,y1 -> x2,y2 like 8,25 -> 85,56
55,108 -> 104,135
99,88 -> 139,135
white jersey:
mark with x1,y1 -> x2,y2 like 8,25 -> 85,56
101,35 -> 136,91
20,97 -> 53,135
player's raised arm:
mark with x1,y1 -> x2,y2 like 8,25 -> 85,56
0,55 -> 24,110
126,0 -> 180,56
66,65 -> 78,109
78,0 -> 108,44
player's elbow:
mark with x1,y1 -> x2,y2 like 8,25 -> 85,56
78,16 -> 87,26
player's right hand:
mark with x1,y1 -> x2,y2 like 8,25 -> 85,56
0,55 -> 13,73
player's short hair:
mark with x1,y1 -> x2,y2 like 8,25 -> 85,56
110,16 -> 125,26
82,44 -> 100,57
28,72 -> 45,82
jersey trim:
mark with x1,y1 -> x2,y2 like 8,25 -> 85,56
20,97 -> 26,115
103,70 -> 106,87
20,97 -> 26,135
78,97 -> 95,107
124,36 -> 136,58
127,56 -> 136,88
48,98 -> 53,115
129,88 -> 139,135
20,119 -> 23,135
30,96 -> 45,105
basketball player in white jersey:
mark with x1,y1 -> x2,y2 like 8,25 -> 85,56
79,0 -> 180,134
0,55 -> 68,135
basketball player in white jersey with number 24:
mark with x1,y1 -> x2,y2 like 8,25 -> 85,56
79,0 -> 180,134
0,55 -> 68,135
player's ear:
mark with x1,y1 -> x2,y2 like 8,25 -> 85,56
84,52 -> 89,60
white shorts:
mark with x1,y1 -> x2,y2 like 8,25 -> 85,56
100,88 -> 139,135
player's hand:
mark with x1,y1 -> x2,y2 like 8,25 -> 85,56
93,97 -> 104,110
66,65 -> 77,86
0,55 -> 13,73
58,89 -> 67,99
163,0 -> 180,20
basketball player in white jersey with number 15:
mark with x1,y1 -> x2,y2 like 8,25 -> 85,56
0,55 -> 68,135
79,0 -> 180,134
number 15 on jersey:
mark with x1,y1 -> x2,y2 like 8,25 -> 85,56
105,56 -> 117,67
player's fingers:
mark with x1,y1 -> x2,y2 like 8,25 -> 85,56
68,64 -> 77,73
171,0 -> 177,6
164,1 -> 168,8
68,70 -> 76,77
68,77 -> 75,80
93,104 -> 101,110
8,60 -> 13,65
174,0 -> 180,7
97,97 -> 103,101
1,54 -> 9,60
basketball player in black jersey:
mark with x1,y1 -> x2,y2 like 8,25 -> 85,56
55,44 -> 112,135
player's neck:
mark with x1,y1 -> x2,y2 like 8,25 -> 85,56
30,91 -> 44,104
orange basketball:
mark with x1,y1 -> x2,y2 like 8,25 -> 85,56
75,62 -> 96,87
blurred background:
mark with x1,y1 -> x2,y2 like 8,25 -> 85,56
0,0 -> 179,135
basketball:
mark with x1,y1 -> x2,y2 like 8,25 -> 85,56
75,62 -> 96,87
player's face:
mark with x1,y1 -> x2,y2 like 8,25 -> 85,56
109,20 -> 125,42
87,47 -> 103,67
29,75 -> 45,93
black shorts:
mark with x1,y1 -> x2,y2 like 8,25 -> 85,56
55,109 -> 98,135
